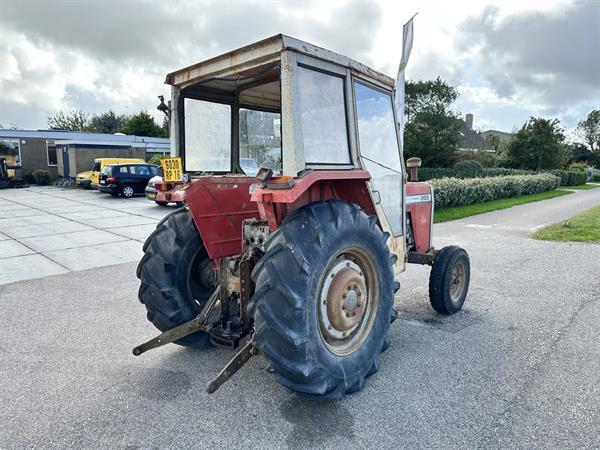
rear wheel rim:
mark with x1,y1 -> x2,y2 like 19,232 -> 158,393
317,247 -> 379,356
449,260 -> 466,302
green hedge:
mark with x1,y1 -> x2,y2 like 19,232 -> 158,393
592,173 -> 600,182
32,170 -> 51,186
548,170 -> 587,186
419,167 -> 532,181
419,166 -> 584,186
430,173 -> 561,208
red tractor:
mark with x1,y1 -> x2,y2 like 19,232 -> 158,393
133,35 -> 470,399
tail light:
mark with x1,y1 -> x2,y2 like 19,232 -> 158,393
106,177 -> 117,184
155,182 -> 169,191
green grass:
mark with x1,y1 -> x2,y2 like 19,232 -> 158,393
532,204 -> 600,242
562,183 -> 599,190
434,189 -> 573,223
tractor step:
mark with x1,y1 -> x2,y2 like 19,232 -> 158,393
132,286 -> 220,356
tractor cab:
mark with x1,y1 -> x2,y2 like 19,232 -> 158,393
167,34 -> 407,271
133,35 -> 470,399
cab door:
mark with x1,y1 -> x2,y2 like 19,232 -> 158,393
353,81 -> 405,273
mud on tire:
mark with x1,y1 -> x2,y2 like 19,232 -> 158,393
250,201 -> 399,399
136,208 -> 215,347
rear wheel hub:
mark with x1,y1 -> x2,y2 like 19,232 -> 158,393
318,248 -> 379,356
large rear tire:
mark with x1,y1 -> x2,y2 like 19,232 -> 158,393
250,201 -> 398,399
136,208 -> 216,347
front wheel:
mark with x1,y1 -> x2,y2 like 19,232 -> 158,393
250,201 -> 398,399
429,246 -> 470,314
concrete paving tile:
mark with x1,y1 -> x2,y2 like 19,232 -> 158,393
19,230 -> 128,253
106,224 -> 157,241
44,240 -> 143,271
0,232 -> 10,241
37,204 -> 100,214
1,221 -> 93,239
0,204 -> 31,213
0,240 -> 35,259
0,214 -> 68,229
0,254 -> 69,285
84,215 -> 158,230
57,210 -> 130,221
0,208 -> 42,218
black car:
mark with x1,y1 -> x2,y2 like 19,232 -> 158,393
98,163 -> 159,198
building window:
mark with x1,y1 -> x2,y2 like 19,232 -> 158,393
0,139 -> 21,165
46,141 -> 58,166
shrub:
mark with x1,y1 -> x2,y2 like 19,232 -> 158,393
22,172 -> 36,184
32,170 -> 52,186
567,162 -> 591,172
430,173 -> 561,208
592,173 -> 600,182
454,160 -> 483,178
567,170 -> 587,185
418,166 -> 532,181
147,154 -> 169,165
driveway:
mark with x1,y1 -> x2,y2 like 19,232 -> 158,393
0,186 -> 174,285
1,187 -> 599,448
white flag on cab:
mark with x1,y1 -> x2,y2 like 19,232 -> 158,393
395,16 -> 415,151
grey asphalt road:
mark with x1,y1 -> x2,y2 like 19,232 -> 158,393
1,188 -> 600,449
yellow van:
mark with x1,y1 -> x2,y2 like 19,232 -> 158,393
88,158 -> 146,187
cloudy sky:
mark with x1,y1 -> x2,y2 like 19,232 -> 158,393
1,0 -> 598,138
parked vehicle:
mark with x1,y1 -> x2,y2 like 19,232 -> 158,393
145,175 -> 186,207
99,163 -> 158,198
75,170 -> 92,188
89,158 -> 146,187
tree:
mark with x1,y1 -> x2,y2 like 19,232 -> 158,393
507,117 -> 566,170
90,110 -> 128,134
566,142 -> 600,168
577,109 -> 600,152
47,110 -> 92,131
484,133 -> 501,152
119,111 -> 166,137
403,77 -> 462,167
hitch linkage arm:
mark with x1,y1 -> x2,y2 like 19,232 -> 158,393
132,286 -> 220,356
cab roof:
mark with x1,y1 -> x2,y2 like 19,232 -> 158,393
165,34 -> 395,89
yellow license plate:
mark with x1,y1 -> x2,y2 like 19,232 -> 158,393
160,157 -> 183,183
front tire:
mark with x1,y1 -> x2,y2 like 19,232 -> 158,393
136,208 -> 216,347
429,246 -> 470,314
250,201 -> 397,399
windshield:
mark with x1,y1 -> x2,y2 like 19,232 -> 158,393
184,99 -> 231,172
239,108 -> 282,175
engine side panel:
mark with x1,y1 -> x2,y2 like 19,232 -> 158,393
405,182 -> 433,253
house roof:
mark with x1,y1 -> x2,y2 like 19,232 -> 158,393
459,122 -> 492,151
0,129 -> 169,149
